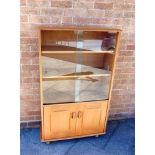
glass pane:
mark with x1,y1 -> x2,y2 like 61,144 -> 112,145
41,30 -> 114,104
75,31 -> 114,102
77,53 -> 113,102
79,76 -> 111,102
79,53 -> 113,75
82,31 -> 116,52
41,30 -> 78,104
42,54 -> 77,77
41,30 -> 77,51
43,80 -> 75,104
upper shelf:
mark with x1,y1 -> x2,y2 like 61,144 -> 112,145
41,45 -> 114,54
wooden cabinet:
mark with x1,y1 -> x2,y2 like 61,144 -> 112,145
39,26 -> 121,142
43,101 -> 108,141
76,102 -> 108,136
43,104 -> 77,140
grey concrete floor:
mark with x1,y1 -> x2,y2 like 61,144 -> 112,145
20,118 -> 135,155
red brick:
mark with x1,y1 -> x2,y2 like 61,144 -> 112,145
62,17 -> 72,24
30,45 -> 39,52
114,4 -> 134,11
20,23 -> 37,31
41,8 -> 63,16
21,65 -> 39,71
118,68 -> 135,73
20,116 -> 36,121
73,2 -> 93,9
73,17 -> 92,24
32,57 -> 39,64
124,12 -> 135,18
22,78 -> 40,83
20,31 -> 38,38
20,88 -> 33,95
29,15 -> 50,24
112,18 -> 130,26
28,111 -> 41,115
20,7 -> 28,14
21,71 -> 32,79
20,44 -> 31,52
32,83 -> 40,89
20,6 -> 40,15
119,50 -> 134,56
51,17 -> 61,24
127,45 -> 135,50
20,0 -> 26,6
20,95 -> 34,101
21,83 -> 32,89
94,3 -> 113,10
105,10 -> 123,18
28,7 -> 40,15
27,0 -> 50,7
21,52 -> 38,58
20,15 -> 28,23
115,73 -> 130,79
20,58 -> 32,64
125,0 -> 135,4
51,0 -> 72,8
21,38 -> 38,44
123,56 -> 134,62
92,18 -> 112,25
35,116 -> 41,120
64,9 -> 88,17
32,70 -> 40,78
87,10 -> 105,18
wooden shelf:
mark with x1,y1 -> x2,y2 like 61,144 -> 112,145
42,73 -> 111,81
41,45 -> 114,54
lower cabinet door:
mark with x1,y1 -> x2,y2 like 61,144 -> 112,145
43,101 -> 108,141
43,104 -> 77,140
76,101 -> 108,136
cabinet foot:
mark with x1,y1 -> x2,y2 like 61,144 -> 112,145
95,135 -> 99,138
46,142 -> 50,144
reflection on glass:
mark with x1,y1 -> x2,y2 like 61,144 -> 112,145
79,76 -> 111,102
80,53 -> 113,75
41,30 -> 116,52
41,30 -> 77,51
41,30 -> 115,104
43,80 -> 75,104
82,31 -> 116,51
42,54 -> 77,77
73,31 -> 114,102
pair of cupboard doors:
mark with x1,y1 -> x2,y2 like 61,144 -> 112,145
43,101 -> 108,141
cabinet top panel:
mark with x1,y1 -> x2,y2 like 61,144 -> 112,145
39,26 -> 121,33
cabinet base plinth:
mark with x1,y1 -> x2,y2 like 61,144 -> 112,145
46,142 -> 50,144
41,132 -> 106,143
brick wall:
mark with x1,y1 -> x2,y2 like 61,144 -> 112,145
20,0 -> 135,128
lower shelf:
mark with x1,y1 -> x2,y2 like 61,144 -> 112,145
42,76 -> 110,104
41,100 -> 108,141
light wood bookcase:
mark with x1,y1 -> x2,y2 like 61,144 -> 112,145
39,26 -> 121,143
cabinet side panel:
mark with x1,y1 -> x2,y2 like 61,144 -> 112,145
105,32 -> 121,130
39,30 -> 44,140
